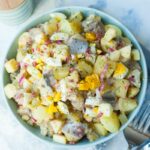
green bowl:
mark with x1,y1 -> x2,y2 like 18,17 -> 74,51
2,6 -> 148,148
0,0 -> 33,25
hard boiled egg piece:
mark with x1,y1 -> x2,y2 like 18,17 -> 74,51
113,63 -> 128,79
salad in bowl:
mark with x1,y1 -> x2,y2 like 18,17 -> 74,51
3,8 -> 146,146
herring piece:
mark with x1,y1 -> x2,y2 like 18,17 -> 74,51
62,122 -> 86,142
68,36 -> 88,54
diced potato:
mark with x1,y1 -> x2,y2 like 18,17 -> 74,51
53,67 -> 69,80
132,49 -> 140,61
113,63 -> 128,79
67,70 -> 79,84
46,57 -> 62,67
100,81 -> 112,95
118,98 -> 137,113
53,134 -> 67,144
100,112 -> 120,133
28,28 -> 47,45
86,131 -> 99,142
109,50 -> 120,61
103,28 -> 116,42
114,79 -> 130,98
50,12 -> 67,21
22,79 -> 32,90
85,96 -> 101,107
101,39 -> 116,52
16,50 -> 26,62
70,94 -> 84,111
106,61 -> 116,78
18,32 -> 32,49
90,43 -> 96,54
50,120 -> 64,134
32,106 -> 50,123
128,69 -> 141,88
84,107 -> 98,118
42,19 -> 58,35
93,123 -> 108,136
122,37 -> 131,45
5,59 -> 19,73
53,44 -> 70,61
86,54 -> 96,64
59,20 -> 82,35
78,60 -> 93,78
83,114 -> 92,122
57,101 -> 69,114
27,66 -> 42,79
105,24 -> 122,36
94,55 -> 107,74
69,12 -> 83,22
119,113 -> 128,124
50,32 -> 69,42
128,87 -> 139,98
4,83 -> 17,99
68,112 -> 81,122
119,45 -> 131,60
98,103 -> 113,117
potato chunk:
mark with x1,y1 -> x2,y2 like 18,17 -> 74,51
4,83 -> 17,99
53,134 -> 67,144
128,87 -> 139,98
93,123 -> 108,136
131,50 -> 140,61
119,45 -> 131,61
119,113 -> 128,124
78,60 -> 93,78
5,59 -> 19,73
69,12 -> 83,22
109,50 -> 120,61
59,20 -> 82,35
118,98 -> 137,113
105,24 -> 122,36
114,79 -> 130,98
50,120 -> 64,134
98,103 -> 113,117
94,55 -> 107,74
16,50 -> 26,62
32,106 -> 50,123
53,67 -> 69,80
100,112 -> 120,133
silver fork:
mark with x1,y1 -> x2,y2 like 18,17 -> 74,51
131,100 -> 150,135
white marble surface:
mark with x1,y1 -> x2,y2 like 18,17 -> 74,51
0,0 -> 150,149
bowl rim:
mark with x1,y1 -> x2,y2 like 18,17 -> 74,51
2,6 -> 148,148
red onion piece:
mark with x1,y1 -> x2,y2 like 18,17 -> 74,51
19,75 -> 25,86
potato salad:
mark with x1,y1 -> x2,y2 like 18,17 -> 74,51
4,12 -> 142,144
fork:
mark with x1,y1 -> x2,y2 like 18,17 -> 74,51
131,100 -> 150,135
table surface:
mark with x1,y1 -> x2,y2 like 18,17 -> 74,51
0,0 -> 150,150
